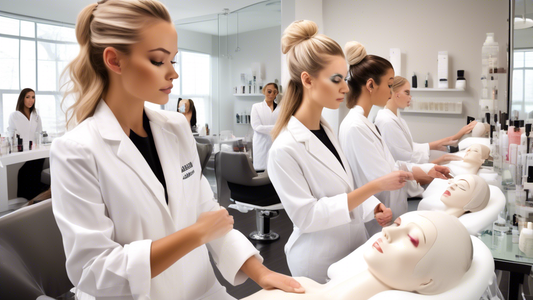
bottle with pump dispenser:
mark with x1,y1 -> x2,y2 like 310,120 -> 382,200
520,222 -> 533,257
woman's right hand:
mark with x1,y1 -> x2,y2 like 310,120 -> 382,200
373,171 -> 414,192
195,207 -> 234,244
431,154 -> 462,165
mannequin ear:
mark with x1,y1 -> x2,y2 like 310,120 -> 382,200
301,71 -> 313,89
416,279 -> 434,293
103,47 -> 122,75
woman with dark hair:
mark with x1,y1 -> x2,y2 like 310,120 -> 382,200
178,98 -> 197,132
7,88 -> 46,200
338,42 -> 451,237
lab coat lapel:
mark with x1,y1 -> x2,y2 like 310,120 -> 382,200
355,106 -> 383,146
287,116 -> 353,189
391,109 -> 414,149
94,100 -> 171,217
145,108 -> 185,221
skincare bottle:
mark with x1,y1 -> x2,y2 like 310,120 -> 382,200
17,136 -> 23,152
412,72 -> 417,88
456,70 -> 466,89
425,73 -> 429,88
523,123 -> 531,153
519,222 -> 533,257
510,120 -> 522,161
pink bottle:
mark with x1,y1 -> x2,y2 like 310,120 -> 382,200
509,120 -> 522,161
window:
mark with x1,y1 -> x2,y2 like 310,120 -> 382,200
167,50 -> 211,129
513,50 -> 533,114
0,14 -> 78,135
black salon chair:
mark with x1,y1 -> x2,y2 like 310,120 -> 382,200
216,151 -> 282,241
0,199 -> 73,300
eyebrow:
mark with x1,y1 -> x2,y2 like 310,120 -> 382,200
148,48 -> 178,56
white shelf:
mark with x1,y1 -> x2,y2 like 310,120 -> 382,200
233,94 -> 264,97
402,109 -> 462,114
411,88 -> 465,92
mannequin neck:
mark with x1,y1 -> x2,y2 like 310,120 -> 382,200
385,100 -> 399,116
443,206 -> 466,218
460,160 -> 482,174
356,93 -> 373,118
324,270 -> 390,300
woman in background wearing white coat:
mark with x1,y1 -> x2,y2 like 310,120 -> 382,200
339,42 -> 451,236
7,88 -> 45,200
251,82 -> 279,171
375,76 -> 476,164
267,20 -> 413,284
51,1 -> 303,299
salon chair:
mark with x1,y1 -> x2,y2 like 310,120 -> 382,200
0,199 -> 74,300
418,181 -> 505,235
216,151 -> 283,241
328,234 -> 494,300
196,142 -> 213,173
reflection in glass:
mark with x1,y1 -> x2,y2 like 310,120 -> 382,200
21,21 -> 35,38
35,94 -> 57,133
0,37 -> 19,90
513,69 -> 523,102
2,94 -> 18,132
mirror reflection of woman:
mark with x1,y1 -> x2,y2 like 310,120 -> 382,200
338,42 -> 451,236
177,98 -> 197,133
7,88 -> 46,200
50,1 -> 303,299
267,20 -> 413,284
375,76 -> 476,164
250,82 -> 279,171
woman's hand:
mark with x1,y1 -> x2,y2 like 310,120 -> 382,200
241,257 -> 305,293
431,154 -> 462,165
458,121 -> 477,136
428,165 -> 452,179
374,203 -> 392,227
195,207 -> 234,244
372,171 -> 414,192
431,138 -> 458,152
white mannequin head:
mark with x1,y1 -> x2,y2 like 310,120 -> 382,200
463,144 -> 490,165
471,122 -> 488,137
440,174 -> 490,216
364,211 -> 472,295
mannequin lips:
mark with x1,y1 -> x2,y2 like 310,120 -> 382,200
443,190 -> 451,197
373,238 -> 383,253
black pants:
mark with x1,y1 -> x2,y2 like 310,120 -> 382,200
17,159 -> 47,200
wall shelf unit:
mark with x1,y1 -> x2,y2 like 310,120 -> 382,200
411,88 -> 465,92
233,94 -> 264,97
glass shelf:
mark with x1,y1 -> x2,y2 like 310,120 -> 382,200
411,88 -> 465,92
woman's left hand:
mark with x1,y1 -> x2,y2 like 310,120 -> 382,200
257,271 -> 305,293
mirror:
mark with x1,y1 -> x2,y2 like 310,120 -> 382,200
510,0 -> 533,120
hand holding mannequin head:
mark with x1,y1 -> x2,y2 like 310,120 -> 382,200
440,174 -> 490,217
463,144 -> 490,166
364,211 -> 473,295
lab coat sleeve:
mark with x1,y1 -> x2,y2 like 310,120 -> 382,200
267,145 -> 354,233
251,104 -> 274,135
50,138 -> 152,299
197,174 -> 262,286
7,112 -> 16,137
36,114 -> 42,134
412,142 -> 430,163
379,120 -> 429,164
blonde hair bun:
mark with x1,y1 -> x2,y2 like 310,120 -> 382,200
281,20 -> 319,54
345,41 -> 367,65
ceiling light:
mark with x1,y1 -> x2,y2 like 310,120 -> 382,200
515,17 -> 533,29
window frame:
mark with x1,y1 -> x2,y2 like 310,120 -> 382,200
513,49 -> 533,115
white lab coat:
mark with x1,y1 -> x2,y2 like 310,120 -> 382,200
339,106 -> 424,236
375,107 -> 430,164
267,116 -> 379,284
251,100 -> 279,170
7,110 -> 42,147
50,100 -> 261,300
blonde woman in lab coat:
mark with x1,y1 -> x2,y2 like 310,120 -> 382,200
339,42 -> 452,236
50,1 -> 304,299
251,82 -> 279,170
267,20 -> 413,284
375,76 -> 476,164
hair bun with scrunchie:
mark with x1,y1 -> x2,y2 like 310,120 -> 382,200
281,20 -> 319,54
345,41 -> 367,66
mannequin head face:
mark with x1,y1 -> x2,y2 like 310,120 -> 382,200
391,77 -> 411,109
364,211 -> 472,295
441,174 -> 490,213
463,144 -> 490,165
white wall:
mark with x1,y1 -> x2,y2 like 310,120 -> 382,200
323,0 -> 509,143
218,26 -> 282,137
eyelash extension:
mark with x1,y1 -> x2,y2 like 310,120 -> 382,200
151,60 -> 164,66
408,234 -> 419,247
